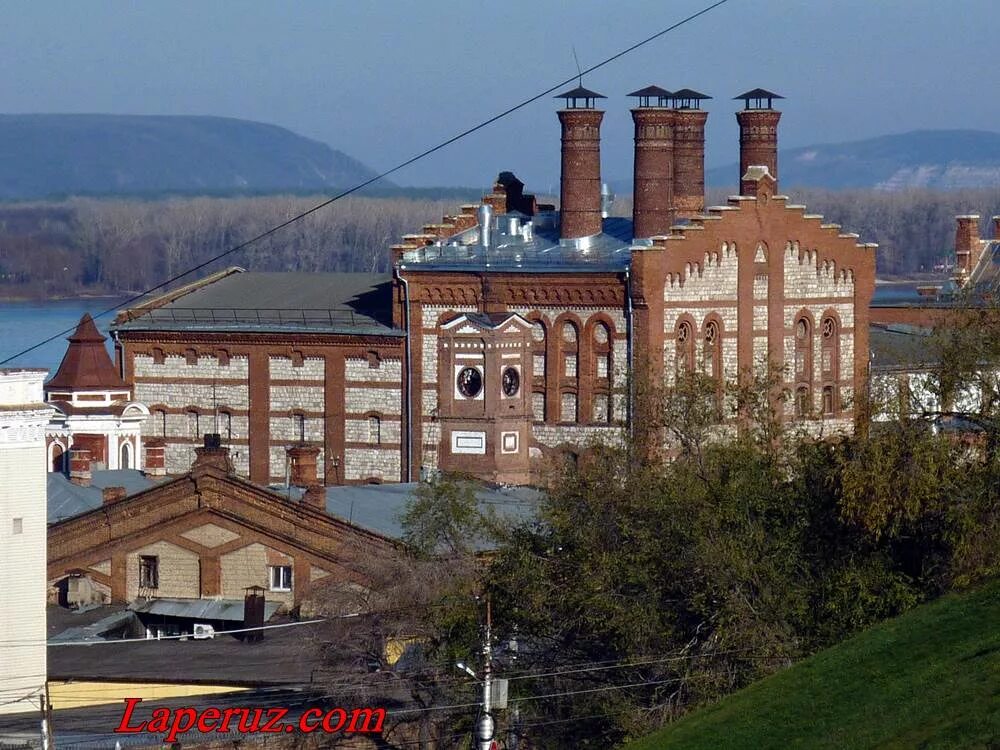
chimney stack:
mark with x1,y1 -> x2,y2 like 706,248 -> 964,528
192,433 -> 233,473
735,89 -> 784,196
555,86 -> 606,239
629,86 -> 675,238
287,445 -> 320,486
69,447 -> 91,486
302,483 -> 326,510
954,214 -> 982,283
102,486 -> 127,505
670,89 -> 711,220
143,439 -> 166,477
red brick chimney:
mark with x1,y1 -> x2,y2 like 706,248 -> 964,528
287,445 -> 320,486
102,486 -> 127,505
629,86 -> 675,238
302,483 -> 326,511
670,89 -> 711,220
143,439 -> 166,477
192,433 -> 233,473
736,89 -> 783,196
556,86 -> 606,240
954,214 -> 981,282
69,447 -> 91,486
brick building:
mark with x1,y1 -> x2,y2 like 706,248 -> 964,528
47,441 -> 398,610
45,314 -> 149,473
109,88 -> 877,486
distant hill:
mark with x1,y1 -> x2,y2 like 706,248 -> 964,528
706,129 -> 1000,190
0,114 -> 388,199
625,579 -> 1000,749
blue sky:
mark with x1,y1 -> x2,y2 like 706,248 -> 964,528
2,0 -> 997,189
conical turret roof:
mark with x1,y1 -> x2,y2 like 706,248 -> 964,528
46,314 -> 129,390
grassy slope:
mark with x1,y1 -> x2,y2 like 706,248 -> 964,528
626,580 -> 1000,749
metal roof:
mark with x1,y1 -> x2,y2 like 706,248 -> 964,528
869,323 -> 936,370
628,85 -> 673,107
399,215 -> 634,272
47,469 -> 158,523
734,88 -> 784,105
113,271 -> 402,337
278,481 -> 542,544
554,85 -> 606,100
132,597 -> 282,623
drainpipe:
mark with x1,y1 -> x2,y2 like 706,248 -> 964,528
396,267 -> 413,482
624,265 -> 634,436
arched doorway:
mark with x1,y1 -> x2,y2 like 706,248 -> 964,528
120,441 -> 132,470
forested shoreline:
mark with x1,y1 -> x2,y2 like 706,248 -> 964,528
2,187 -> 1000,300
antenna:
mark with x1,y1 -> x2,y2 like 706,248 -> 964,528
572,46 -> 583,87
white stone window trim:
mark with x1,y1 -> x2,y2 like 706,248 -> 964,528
269,564 -> 293,592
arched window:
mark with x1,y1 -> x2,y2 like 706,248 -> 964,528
593,322 -> 612,382
794,315 -> 813,417
795,386 -> 811,418
703,319 -> 721,381
293,413 -> 306,443
120,442 -> 132,470
676,320 -> 694,375
820,315 -> 839,414
561,321 -> 579,378
560,392 -> 578,423
531,320 -> 547,421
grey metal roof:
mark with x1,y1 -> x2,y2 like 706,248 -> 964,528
277,481 -> 542,542
47,469 -> 158,523
132,597 -> 281,623
114,271 -> 402,336
399,215 -> 634,272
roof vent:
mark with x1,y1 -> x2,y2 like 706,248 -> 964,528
478,203 -> 493,250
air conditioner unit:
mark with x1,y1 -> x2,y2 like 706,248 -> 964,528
192,623 -> 215,640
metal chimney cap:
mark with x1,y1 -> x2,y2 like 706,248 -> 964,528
627,85 -> 673,107
734,88 -> 784,109
555,86 -> 606,109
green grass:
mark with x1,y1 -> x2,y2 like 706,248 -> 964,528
625,580 -> 1000,749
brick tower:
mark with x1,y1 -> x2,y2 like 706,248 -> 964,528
670,88 -> 711,220
735,88 -> 783,195
629,85 -> 675,238
556,86 -> 606,239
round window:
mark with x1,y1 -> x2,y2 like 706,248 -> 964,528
502,367 -> 520,397
457,367 -> 483,398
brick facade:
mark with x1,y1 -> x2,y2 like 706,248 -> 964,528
47,453 -> 397,610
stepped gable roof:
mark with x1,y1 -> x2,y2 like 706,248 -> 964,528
46,314 -> 128,391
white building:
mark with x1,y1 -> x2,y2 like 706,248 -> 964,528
44,314 -> 147,473
0,369 -> 53,716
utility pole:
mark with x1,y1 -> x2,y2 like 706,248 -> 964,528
475,595 -> 495,750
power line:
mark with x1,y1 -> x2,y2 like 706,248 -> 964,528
0,0 -> 732,366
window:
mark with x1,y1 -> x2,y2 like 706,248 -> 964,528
368,415 -> 381,444
703,319 -> 721,380
186,410 -> 200,439
139,555 -> 159,589
795,386 -> 811,418
592,393 -> 612,424
593,322 -> 612,384
220,411 -> 233,441
153,409 -> 167,436
293,413 -> 306,442
560,392 -> 578,423
457,367 -> 483,398
676,320 -> 694,374
12,518 -> 23,535
795,316 -> 812,379
822,385 -> 835,415
269,565 -> 292,592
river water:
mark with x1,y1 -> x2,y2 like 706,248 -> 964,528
0,298 -> 127,374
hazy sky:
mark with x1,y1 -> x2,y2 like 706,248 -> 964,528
2,1 -> 998,190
